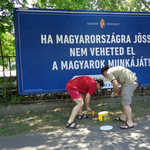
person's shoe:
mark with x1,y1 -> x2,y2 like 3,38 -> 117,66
66,122 -> 80,129
78,114 -> 89,120
120,123 -> 134,129
115,117 -> 126,123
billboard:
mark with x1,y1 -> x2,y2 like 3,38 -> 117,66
14,8 -> 150,95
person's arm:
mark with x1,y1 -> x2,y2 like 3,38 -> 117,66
85,92 -> 92,112
112,80 -> 119,97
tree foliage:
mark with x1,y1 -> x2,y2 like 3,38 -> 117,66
0,0 -> 28,35
32,0 -> 93,10
1,32 -> 15,56
32,0 -> 150,12
0,0 -> 14,35
95,0 -> 150,12
0,0 -> 28,58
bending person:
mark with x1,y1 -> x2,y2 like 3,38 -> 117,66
101,65 -> 138,129
65,76 -> 104,129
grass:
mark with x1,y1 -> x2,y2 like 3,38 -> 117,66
0,95 -> 150,136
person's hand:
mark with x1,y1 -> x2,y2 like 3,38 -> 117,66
87,107 -> 92,112
118,89 -> 122,95
114,91 -> 118,97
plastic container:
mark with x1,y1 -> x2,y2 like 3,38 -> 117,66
98,111 -> 108,121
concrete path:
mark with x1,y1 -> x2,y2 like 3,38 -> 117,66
0,120 -> 150,150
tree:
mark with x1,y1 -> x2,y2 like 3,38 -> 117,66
95,0 -> 150,12
0,0 -> 28,35
1,33 -> 15,56
0,32 -> 15,68
32,0 -> 150,12
32,0 -> 93,10
0,0 -> 28,58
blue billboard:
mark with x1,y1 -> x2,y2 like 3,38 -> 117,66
14,8 -> 150,95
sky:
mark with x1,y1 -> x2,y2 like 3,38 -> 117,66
15,0 -> 34,8
26,0 -> 33,8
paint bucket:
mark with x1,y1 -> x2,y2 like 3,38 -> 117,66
98,111 -> 108,121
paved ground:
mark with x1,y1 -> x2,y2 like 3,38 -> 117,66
0,120 -> 150,150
